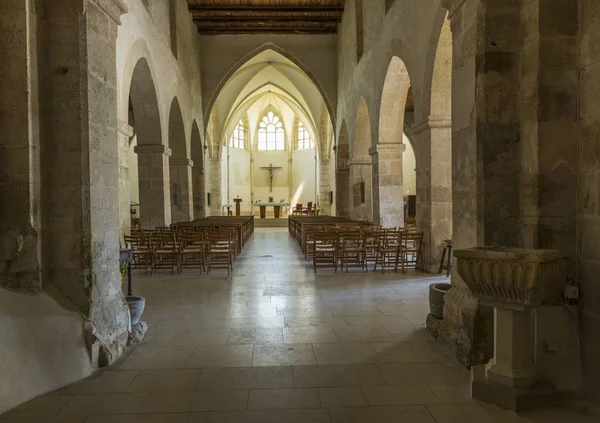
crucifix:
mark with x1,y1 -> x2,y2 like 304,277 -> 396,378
260,163 -> 282,193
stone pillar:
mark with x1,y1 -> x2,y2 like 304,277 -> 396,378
0,0 -> 42,293
318,159 -> 334,216
117,120 -> 133,239
412,117 -> 452,273
209,158 -> 223,216
43,0 -> 129,365
370,143 -> 405,228
169,158 -> 194,223
134,144 -> 172,228
192,163 -> 206,219
336,168 -> 350,218
348,160 -> 372,222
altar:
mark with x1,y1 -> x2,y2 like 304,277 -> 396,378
253,202 -> 290,219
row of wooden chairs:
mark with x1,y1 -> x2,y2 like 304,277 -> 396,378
124,226 -> 238,275
307,228 -> 423,273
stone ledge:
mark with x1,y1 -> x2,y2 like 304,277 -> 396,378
411,116 -> 452,135
134,144 -> 172,156
170,158 -> 194,167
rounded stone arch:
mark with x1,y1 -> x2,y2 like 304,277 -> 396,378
336,120 -> 351,218
378,56 -> 412,145
206,42 -> 335,131
422,8 -> 453,119
128,57 -> 162,145
352,97 -> 372,162
349,97 -> 373,221
168,97 -> 187,159
191,120 -> 206,219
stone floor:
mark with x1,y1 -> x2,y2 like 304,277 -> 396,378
2,228 -> 597,422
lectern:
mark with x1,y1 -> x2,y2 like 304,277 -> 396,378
234,198 -> 242,216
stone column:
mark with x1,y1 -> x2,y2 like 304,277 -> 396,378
0,0 -> 42,293
43,0 -> 129,365
370,143 -> 405,228
336,168 -> 350,218
169,158 -> 194,223
117,120 -> 133,238
348,160 -> 372,221
134,144 -> 172,228
209,158 -> 223,216
319,159 -> 334,216
192,162 -> 206,219
411,117 -> 452,273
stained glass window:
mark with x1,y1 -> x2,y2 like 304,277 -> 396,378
229,120 -> 245,149
296,121 -> 313,150
257,111 -> 285,151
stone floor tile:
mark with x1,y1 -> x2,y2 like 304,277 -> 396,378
362,385 -> 440,406
187,345 -> 253,368
60,393 -> 149,416
344,315 -> 412,326
370,341 -> 447,363
170,328 -> 231,346
329,305 -> 383,317
187,409 -> 331,423
127,369 -> 202,392
283,327 -> 339,343
313,342 -> 377,364
262,288 -> 300,296
426,403 -> 512,423
284,316 -> 348,327
333,326 -> 394,342
293,364 -> 385,387
62,371 -> 138,394
428,384 -> 472,403
252,344 -> 317,366
384,325 -> 433,342
318,387 -> 368,408
329,405 -> 437,423
83,414 -> 190,423
227,328 -> 283,345
4,395 -> 72,418
116,346 -> 194,370
141,391 -> 248,413
196,366 -> 293,390
248,388 -> 320,409
377,362 -> 470,385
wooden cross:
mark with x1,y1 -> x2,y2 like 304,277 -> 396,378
260,163 -> 282,193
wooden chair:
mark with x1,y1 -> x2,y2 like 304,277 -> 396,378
374,230 -> 403,273
401,231 -> 424,273
313,231 -> 338,273
179,232 -> 206,274
207,231 -> 234,274
151,232 -> 180,275
292,203 -> 303,215
303,202 -> 314,215
363,228 -> 382,269
124,233 -> 152,275
339,231 -> 366,272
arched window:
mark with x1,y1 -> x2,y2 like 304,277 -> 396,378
296,121 -> 313,150
257,111 -> 285,151
229,120 -> 246,149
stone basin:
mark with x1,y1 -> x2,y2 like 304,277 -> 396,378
454,247 -> 562,308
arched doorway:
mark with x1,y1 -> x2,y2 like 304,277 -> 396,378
128,57 -> 170,229
350,97 -> 373,222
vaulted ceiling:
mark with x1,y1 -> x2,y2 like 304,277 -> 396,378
187,0 -> 346,34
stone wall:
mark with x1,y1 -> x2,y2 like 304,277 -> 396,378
578,0 -> 600,402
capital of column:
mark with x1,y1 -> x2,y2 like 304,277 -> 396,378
411,116 -> 452,135
319,158 -> 332,164
209,157 -> 222,162
369,143 -> 407,156
89,0 -> 128,25
117,119 -> 133,137
347,159 -> 371,167
134,144 -> 172,157
170,158 -> 194,167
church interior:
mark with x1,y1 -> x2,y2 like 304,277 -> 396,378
1,0 -> 600,421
